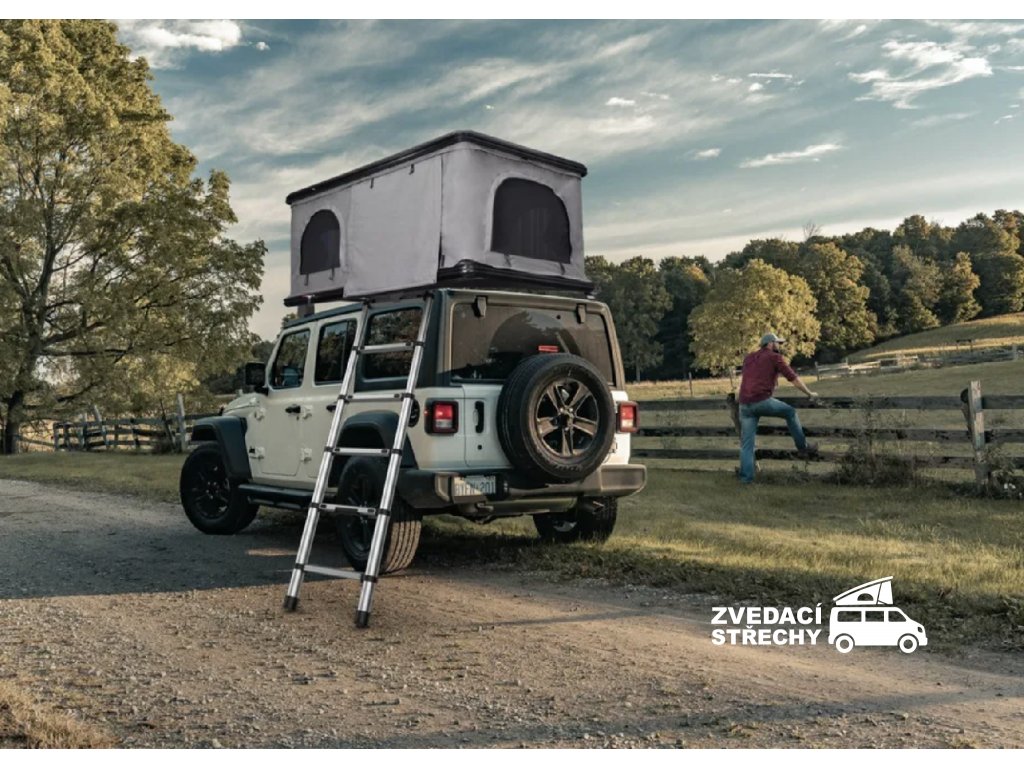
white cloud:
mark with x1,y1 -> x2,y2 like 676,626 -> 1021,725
605,96 -> 637,107
844,24 -> 869,40
641,91 -> 671,100
849,40 -> 993,109
741,143 -> 843,169
119,20 -> 243,68
255,41 -> 269,51
590,115 -> 657,136
994,114 -> 1015,124
748,72 -> 792,79
910,112 -> 974,127
727,77 -> 742,84
748,82 -> 764,92
693,148 -> 721,159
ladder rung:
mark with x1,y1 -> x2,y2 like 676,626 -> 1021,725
342,392 -> 412,403
358,341 -> 422,354
304,564 -> 363,580
318,502 -> 378,517
326,446 -> 399,457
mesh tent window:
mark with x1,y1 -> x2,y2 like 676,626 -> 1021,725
300,210 -> 341,275
490,178 -> 571,264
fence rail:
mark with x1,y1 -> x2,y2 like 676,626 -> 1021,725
634,380 -> 1024,487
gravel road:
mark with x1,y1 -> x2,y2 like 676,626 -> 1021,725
1,478 -> 1022,748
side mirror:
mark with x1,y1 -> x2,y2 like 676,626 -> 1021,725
244,362 -> 267,392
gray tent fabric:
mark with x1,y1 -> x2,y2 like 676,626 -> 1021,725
286,132 -> 589,305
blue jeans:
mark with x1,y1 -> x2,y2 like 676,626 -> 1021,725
739,398 -> 807,483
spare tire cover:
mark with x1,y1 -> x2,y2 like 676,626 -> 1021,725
496,354 -> 615,484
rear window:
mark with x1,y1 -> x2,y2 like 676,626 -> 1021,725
450,302 -> 615,384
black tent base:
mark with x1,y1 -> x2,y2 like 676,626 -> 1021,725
285,260 -> 595,308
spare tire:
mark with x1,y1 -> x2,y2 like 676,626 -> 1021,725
497,354 -> 615,484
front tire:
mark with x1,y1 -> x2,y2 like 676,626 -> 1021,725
180,443 -> 258,535
898,634 -> 919,654
533,497 -> 617,543
334,457 -> 421,573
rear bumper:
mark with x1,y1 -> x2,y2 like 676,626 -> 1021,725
399,463 -> 647,510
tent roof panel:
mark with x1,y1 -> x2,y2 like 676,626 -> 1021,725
284,131 -> 588,205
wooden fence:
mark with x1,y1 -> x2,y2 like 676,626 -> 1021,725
15,395 -> 218,454
814,344 -> 1021,380
634,380 -> 1024,487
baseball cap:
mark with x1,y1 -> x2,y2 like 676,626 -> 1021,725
760,332 -> 786,346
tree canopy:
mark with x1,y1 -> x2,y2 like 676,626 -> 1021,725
0,21 -> 264,452
689,260 -> 820,374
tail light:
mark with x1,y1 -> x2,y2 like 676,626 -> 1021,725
617,401 -> 638,433
426,400 -> 459,434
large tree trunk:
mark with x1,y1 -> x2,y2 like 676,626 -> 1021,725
2,392 -> 24,454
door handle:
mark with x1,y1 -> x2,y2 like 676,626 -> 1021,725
474,401 -> 485,433
326,404 -> 337,413
285,405 -> 301,414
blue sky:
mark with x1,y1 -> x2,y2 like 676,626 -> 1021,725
114,19 -> 1024,341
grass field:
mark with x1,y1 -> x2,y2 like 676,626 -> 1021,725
849,313 -> 1024,362
2,452 -> 1022,651
0,679 -> 114,748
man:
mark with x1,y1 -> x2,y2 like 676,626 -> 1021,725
737,332 -> 818,484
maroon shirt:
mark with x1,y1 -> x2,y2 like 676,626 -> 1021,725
738,347 -> 798,404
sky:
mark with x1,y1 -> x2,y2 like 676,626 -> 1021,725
113,19 -> 1024,341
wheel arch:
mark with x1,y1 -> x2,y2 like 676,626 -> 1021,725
190,416 -> 251,481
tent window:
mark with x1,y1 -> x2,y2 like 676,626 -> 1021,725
300,210 -> 341,275
491,178 -> 571,264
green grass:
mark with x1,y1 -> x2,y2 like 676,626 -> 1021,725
849,313 -> 1024,362
2,452 -> 1021,649
0,452 -> 185,503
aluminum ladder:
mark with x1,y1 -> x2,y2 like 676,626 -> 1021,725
283,292 -> 433,628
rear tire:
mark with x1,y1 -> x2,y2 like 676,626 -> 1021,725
180,443 -> 258,535
834,634 -> 855,654
497,354 -> 616,484
533,497 -> 617,543
334,457 -> 421,573
898,634 -> 919,654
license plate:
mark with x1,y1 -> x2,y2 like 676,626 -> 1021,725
452,474 -> 496,497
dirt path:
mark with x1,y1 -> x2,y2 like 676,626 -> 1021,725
1,478 -> 1022,748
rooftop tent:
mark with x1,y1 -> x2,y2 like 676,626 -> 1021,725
833,577 -> 895,606
284,132 -> 592,306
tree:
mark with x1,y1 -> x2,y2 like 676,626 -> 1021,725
586,255 -> 671,381
973,250 -> 1024,316
889,245 -> 941,333
654,256 -> 711,378
689,260 -> 819,375
0,21 -> 264,452
936,252 -> 981,324
789,242 -> 876,357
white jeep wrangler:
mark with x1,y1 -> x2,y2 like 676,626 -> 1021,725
179,132 -> 646,572
182,288 -> 646,571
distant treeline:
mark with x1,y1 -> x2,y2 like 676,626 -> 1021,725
587,210 -> 1024,380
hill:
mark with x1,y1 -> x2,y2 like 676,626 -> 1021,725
848,313 -> 1024,362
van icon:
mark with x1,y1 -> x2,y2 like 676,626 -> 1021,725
827,577 -> 928,654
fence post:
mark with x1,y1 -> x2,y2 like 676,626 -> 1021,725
176,394 -> 188,453
53,423 -> 60,451
92,405 -> 110,449
131,418 -> 140,450
78,414 -> 87,451
688,372 -> 694,398
961,380 -> 988,488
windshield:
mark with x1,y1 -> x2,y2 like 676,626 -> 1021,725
450,301 -> 615,384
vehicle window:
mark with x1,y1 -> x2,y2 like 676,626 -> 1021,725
887,610 -> 908,623
835,610 -> 862,623
864,610 -> 886,622
270,330 -> 310,389
856,594 -> 874,602
491,178 -> 571,263
315,319 -> 357,384
451,303 -> 615,384
364,308 -> 422,379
